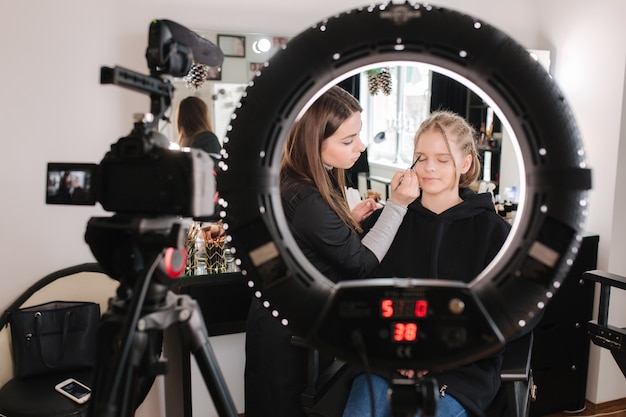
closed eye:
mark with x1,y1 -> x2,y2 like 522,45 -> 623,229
414,157 -> 451,164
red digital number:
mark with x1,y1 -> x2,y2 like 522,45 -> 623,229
393,322 -> 418,342
381,299 -> 394,318
414,300 -> 428,318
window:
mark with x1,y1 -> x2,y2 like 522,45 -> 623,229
360,65 -> 432,168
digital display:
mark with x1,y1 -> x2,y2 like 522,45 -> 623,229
393,322 -> 418,342
46,163 -> 97,205
381,298 -> 428,319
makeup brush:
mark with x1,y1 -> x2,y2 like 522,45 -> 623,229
409,155 -> 422,170
395,156 -> 422,190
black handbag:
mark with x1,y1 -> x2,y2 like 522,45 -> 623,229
8,300 -> 100,378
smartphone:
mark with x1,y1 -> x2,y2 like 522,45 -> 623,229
54,378 -> 92,404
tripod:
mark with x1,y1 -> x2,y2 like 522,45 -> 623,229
84,214 -> 238,417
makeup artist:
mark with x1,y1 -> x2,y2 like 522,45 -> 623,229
244,86 -> 420,417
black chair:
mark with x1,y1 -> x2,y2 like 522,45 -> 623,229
290,336 -> 356,417
0,263 -> 115,417
486,332 -> 536,417
295,332 -> 536,417
583,270 -> 626,378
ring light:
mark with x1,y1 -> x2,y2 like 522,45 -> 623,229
218,2 -> 591,370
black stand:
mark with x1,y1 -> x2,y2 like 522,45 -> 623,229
84,215 -> 238,417
389,378 -> 438,417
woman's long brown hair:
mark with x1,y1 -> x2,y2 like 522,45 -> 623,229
281,86 -> 364,232
176,96 -> 214,148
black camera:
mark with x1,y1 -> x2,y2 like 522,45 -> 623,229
46,143 -> 215,218
46,19 -> 224,219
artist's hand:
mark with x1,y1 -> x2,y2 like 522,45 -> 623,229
351,198 -> 381,223
388,169 -> 420,207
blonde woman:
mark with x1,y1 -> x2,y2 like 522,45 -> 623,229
343,110 -> 511,417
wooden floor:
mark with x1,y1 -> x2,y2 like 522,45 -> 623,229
239,398 -> 626,417
543,399 -> 626,417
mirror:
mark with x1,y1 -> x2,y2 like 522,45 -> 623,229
275,62 -> 525,293
168,30 -> 532,282
159,30 -> 291,147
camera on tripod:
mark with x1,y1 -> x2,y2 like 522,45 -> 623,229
46,145 -> 214,218
40,20 -> 241,417
46,19 -> 224,219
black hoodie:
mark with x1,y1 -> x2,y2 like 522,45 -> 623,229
368,188 -> 511,417
375,187 -> 510,283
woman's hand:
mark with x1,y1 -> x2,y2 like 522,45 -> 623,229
351,198 -> 381,223
398,369 -> 429,379
388,168 -> 420,207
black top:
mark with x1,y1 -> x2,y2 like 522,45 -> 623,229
245,173 -> 378,417
373,188 -> 509,283
191,130 -> 221,154
367,187 -> 511,417
281,176 -> 379,282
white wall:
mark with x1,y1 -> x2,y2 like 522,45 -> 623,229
1,0 -> 625,414
536,0 -> 626,404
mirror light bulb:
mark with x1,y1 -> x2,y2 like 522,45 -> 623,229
253,38 -> 272,53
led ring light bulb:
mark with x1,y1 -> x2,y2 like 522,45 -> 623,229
220,2 -> 591,371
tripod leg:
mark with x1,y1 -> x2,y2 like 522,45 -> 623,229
90,304 -> 161,417
89,310 -> 145,417
178,296 -> 239,417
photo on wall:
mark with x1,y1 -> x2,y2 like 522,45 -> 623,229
206,66 -> 222,80
249,62 -> 264,74
218,35 -> 246,58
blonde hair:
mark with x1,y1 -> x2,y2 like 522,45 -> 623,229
414,110 -> 481,187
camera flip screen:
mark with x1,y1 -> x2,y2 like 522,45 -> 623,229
46,163 -> 97,205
